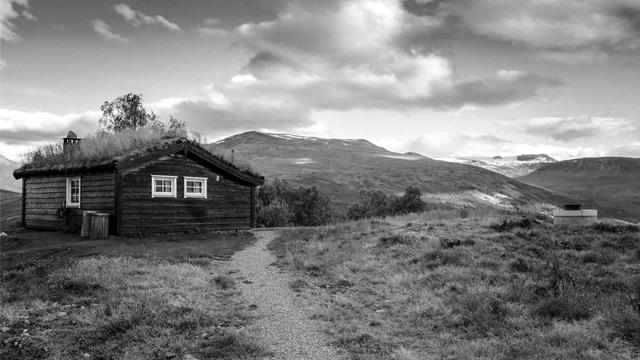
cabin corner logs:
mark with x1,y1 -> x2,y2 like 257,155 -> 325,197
21,153 -> 259,235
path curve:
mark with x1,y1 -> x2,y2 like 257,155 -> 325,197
223,230 -> 347,360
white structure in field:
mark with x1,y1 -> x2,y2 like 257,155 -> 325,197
553,204 -> 598,226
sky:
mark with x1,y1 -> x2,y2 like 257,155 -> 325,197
1,0 -> 640,162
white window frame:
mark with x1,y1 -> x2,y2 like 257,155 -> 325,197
151,175 -> 177,198
66,177 -> 81,208
184,176 -> 208,199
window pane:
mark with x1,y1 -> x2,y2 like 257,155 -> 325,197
154,179 -> 173,193
186,180 -> 203,194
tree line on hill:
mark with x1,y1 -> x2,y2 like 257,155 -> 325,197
256,180 -> 431,227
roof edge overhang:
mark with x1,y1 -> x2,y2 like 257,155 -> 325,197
13,162 -> 117,179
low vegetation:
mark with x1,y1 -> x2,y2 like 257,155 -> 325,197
0,231 -> 268,359
269,210 -> 640,359
256,179 -> 336,227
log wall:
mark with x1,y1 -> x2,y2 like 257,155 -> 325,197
119,153 -> 252,234
24,171 -> 115,231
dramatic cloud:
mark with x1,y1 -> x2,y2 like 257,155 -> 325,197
91,19 -> 129,43
114,3 -> 181,32
0,0 -> 33,42
0,108 -> 99,144
436,0 -> 640,63
160,0 -> 558,133
517,116 -> 637,142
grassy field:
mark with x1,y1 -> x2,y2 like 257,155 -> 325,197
270,209 -> 640,359
0,190 -> 21,232
0,230 -> 269,360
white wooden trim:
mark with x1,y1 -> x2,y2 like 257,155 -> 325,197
66,177 -> 81,208
151,175 -> 177,198
184,176 -> 207,199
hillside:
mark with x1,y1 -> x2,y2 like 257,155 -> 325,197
519,157 -> 640,222
0,155 -> 21,192
439,154 -> 556,178
0,189 -> 21,231
210,132 -> 565,212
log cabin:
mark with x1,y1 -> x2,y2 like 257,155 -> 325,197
13,132 -> 264,235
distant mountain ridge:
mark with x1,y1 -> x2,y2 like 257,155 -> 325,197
210,131 -> 565,212
438,154 -> 557,178
0,155 -> 21,193
519,157 -> 640,222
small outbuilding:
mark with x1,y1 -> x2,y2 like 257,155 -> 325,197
13,134 -> 264,235
553,204 -> 598,226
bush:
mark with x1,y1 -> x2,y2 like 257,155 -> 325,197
591,222 -> 639,233
455,291 -> 508,335
348,186 -> 427,221
256,179 -> 335,227
489,217 -> 533,232
508,257 -> 531,273
379,234 -> 416,247
581,249 -> 617,265
531,297 -> 591,321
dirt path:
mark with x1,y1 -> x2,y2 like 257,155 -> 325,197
223,230 -> 347,360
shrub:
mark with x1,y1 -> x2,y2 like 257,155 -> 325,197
212,275 -> 235,290
591,222 -> 639,233
257,179 -> 335,227
379,234 -> 416,247
531,297 -> 591,321
348,186 -> 427,221
455,291 -> 508,335
489,217 -> 533,232
508,257 -> 531,273
581,249 -> 617,265
411,249 -> 464,269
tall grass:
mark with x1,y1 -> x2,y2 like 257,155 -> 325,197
269,211 -> 640,359
20,129 -> 256,174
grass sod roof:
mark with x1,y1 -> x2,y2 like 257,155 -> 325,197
13,137 -> 264,186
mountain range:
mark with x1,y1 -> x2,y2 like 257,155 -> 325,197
210,131 -> 564,212
4,131 -> 638,222
440,154 -> 557,178
0,155 -> 21,193
519,157 -> 640,222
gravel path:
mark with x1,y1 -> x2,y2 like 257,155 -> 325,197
223,230 -> 348,360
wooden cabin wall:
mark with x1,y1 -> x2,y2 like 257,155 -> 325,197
119,153 -> 252,235
24,171 -> 115,231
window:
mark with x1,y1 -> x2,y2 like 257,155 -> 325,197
151,175 -> 177,198
184,176 -> 207,199
66,177 -> 81,208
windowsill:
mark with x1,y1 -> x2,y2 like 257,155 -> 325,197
184,194 -> 207,199
152,194 -> 176,198
66,203 -> 81,208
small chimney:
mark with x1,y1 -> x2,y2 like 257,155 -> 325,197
63,131 -> 81,154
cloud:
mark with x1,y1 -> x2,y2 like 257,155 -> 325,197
0,0 -> 31,42
610,143 -> 640,157
114,3 -> 181,31
516,116 -> 637,141
91,19 -> 129,43
436,0 -> 640,63
0,59 -> 6,71
0,108 -> 99,144
408,132 -> 605,160
161,0 -> 558,134
196,27 -> 227,37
